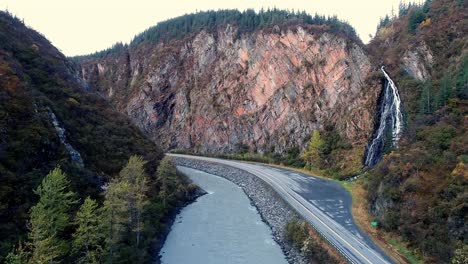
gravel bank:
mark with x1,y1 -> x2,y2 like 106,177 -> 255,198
173,157 -> 308,264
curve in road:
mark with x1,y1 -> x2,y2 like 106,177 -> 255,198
170,154 -> 394,264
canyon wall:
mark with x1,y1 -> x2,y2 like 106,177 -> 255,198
79,24 -> 380,154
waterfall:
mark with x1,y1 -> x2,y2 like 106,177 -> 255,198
364,66 -> 403,167
48,109 -> 84,167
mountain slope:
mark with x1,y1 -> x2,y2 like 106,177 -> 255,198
77,10 -> 380,177
0,11 -> 164,261
365,0 -> 467,262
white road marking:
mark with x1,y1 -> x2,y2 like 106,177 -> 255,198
171,155 -> 391,264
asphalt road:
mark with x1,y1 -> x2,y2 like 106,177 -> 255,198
170,154 -> 393,264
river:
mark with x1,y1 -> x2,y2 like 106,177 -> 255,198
159,166 -> 288,264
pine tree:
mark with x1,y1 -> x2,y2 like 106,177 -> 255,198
301,130 -> 324,169
455,57 -> 468,99
103,180 -> 130,263
29,167 -> 76,263
72,197 -> 104,264
408,8 -> 425,33
5,242 -> 28,264
118,156 -> 149,249
436,72 -> 452,109
156,157 -> 179,207
419,81 -> 432,114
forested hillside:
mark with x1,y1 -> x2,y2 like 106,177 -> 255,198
0,11 -> 192,263
365,0 -> 467,262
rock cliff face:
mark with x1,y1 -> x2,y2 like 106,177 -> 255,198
79,24 -> 379,154
401,42 -> 433,81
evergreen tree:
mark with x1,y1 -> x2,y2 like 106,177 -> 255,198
5,242 -> 28,264
455,57 -> 468,99
423,0 -> 432,13
436,72 -> 452,109
101,156 -> 152,262
103,180 -> 130,263
378,15 -> 391,29
118,156 -> 149,249
408,8 -> 425,33
419,81 -> 432,114
72,197 -> 104,264
156,157 -> 182,207
29,168 -> 77,263
301,130 -> 324,168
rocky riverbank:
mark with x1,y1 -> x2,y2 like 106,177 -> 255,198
172,157 -> 308,264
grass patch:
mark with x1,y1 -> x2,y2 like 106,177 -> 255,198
388,239 -> 423,264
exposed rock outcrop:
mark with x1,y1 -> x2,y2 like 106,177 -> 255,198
79,24 -> 380,155
401,42 -> 433,81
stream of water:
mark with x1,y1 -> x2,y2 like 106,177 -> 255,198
159,166 -> 288,264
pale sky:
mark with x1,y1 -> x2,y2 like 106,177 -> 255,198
0,0 -> 420,56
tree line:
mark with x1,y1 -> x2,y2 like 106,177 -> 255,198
130,9 -> 358,45
6,156 -> 189,264
377,0 -> 433,32
75,8 -> 358,61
